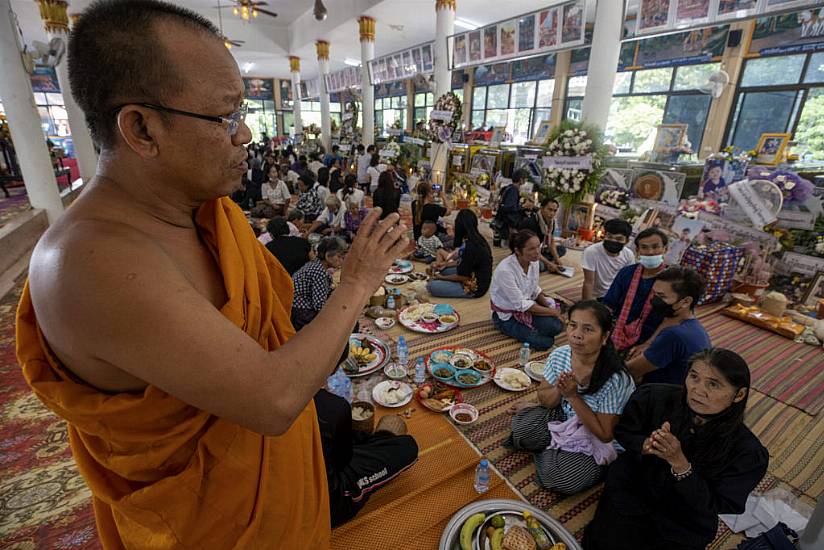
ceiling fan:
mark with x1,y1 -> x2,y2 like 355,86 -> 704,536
216,0 -> 245,49
214,0 -> 278,22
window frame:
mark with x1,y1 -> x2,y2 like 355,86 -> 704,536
470,78 -> 554,143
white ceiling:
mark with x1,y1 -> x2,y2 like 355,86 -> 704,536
11,0 -> 586,81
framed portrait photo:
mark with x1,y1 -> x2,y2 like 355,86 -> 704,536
755,133 -> 790,166
562,202 -> 596,236
531,120 -> 553,145
715,0 -> 758,21
637,0 -> 673,35
490,126 -> 507,146
653,124 -> 688,153
802,271 -> 824,309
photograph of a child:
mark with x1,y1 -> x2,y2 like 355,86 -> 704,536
664,216 -> 705,265
700,160 -> 727,199
755,133 -> 789,166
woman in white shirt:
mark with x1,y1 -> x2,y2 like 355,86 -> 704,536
337,174 -> 365,208
489,229 -> 565,351
261,166 -> 292,216
366,154 -> 383,195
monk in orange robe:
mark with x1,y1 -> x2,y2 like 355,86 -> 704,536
15,1 -> 408,548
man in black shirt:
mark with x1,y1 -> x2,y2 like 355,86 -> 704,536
264,217 -> 311,275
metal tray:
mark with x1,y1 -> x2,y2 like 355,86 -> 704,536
438,498 -> 582,550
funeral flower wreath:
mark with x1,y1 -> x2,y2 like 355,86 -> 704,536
429,91 -> 462,143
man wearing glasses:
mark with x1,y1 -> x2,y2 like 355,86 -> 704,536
15,1 -> 409,548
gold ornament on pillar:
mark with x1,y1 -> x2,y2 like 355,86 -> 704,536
289,56 -> 301,73
37,0 -> 69,34
358,16 -> 376,43
68,13 -> 80,27
435,0 -> 456,11
316,41 -> 330,61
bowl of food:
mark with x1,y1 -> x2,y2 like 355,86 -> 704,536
450,353 -> 474,370
453,369 -> 482,387
525,360 -> 545,382
438,314 -> 458,325
421,312 -> 440,324
449,403 -> 479,425
472,359 -> 493,374
384,363 -> 408,380
431,349 -> 453,363
375,316 -> 395,330
431,363 -> 456,382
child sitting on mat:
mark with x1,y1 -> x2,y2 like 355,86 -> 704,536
412,220 -> 450,264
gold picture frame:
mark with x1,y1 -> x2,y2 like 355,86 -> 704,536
754,133 -> 790,166
531,120 -> 553,145
561,202 -> 596,237
490,126 -> 507,146
652,124 -> 688,153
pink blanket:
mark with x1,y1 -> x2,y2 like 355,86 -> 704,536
548,416 -> 617,465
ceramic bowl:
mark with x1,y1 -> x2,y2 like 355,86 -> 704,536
375,317 -> 396,330
431,363 -> 456,382
453,368 -> 481,387
449,403 -> 479,425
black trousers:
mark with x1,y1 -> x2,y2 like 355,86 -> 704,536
314,390 -> 418,527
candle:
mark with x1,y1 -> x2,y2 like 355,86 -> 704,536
533,191 -> 538,203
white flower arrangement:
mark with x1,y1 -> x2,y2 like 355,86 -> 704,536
544,126 -> 597,195
428,92 -> 462,144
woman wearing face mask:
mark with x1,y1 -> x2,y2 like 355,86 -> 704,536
489,230 -> 565,350
507,301 -> 635,493
602,227 -> 669,352
583,348 -> 768,550
625,266 -> 711,385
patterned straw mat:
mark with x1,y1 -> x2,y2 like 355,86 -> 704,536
399,320 -> 821,548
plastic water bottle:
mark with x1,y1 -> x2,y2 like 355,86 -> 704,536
474,459 -> 490,494
518,343 -> 531,367
327,368 -> 353,403
415,357 -> 426,385
386,295 -> 396,310
397,336 -> 408,370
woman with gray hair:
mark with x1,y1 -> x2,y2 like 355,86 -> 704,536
291,236 -> 347,330
306,195 -> 345,236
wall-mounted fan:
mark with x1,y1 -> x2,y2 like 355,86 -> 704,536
698,70 -> 730,99
21,37 -> 65,73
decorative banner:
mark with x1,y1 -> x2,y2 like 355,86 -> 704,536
297,78 -> 321,100
777,251 -> 824,277
30,67 -> 60,93
727,179 -> 778,228
369,41 -> 435,85
635,25 -> 728,68
325,66 -> 361,94
510,53 -> 556,82
403,136 -> 427,146
473,62 -> 510,85
450,0 -> 589,70
430,110 -> 454,122
387,128 -> 403,136
749,9 -> 824,55
544,155 -> 593,170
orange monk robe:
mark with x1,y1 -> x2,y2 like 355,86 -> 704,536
16,197 -> 330,549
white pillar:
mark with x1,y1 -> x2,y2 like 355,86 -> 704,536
289,56 -> 303,139
434,0 -> 455,98
37,0 -> 98,183
580,0 -> 623,132
359,16 -> 375,147
316,41 -> 332,151
0,0 -> 64,222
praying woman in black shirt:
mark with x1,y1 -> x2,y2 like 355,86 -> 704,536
583,348 -> 768,550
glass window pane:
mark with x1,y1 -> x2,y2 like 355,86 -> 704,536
613,72 -> 632,95
510,81 -> 536,108
414,107 -> 427,123
805,52 -> 824,84
300,101 -> 312,110
793,88 -> 824,161
473,86 -> 487,109
509,108 -> 532,144
391,97 -> 400,108
33,93 -> 47,105
673,63 -> 720,91
453,89 -> 464,104
565,98 -> 583,121
536,79 -> 555,106
486,109 -> 509,127
282,112 -> 294,136
45,92 -> 64,106
532,108 -> 551,136
398,95 -> 408,108
426,93 -> 434,105
375,111 -> 383,130
730,90 -> 797,151
330,102 -> 341,112
425,106 -> 433,121
50,105 -> 70,136
471,110 -> 485,128
663,94 -> 711,151
415,93 -> 426,107
632,68 -> 673,93
605,95 -> 666,151
487,84 -> 510,108
741,55 -> 805,87
567,76 -> 587,97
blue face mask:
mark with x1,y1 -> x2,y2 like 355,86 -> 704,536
639,254 -> 664,269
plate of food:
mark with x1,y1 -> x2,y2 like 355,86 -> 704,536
399,303 -> 460,334
388,259 -> 414,274
426,346 -> 495,388
372,380 -> 414,408
385,274 -> 410,285
409,271 -> 428,281
375,316 -> 396,330
525,361 -> 545,382
416,382 -> 462,412
494,368 -> 532,392
344,334 -> 390,378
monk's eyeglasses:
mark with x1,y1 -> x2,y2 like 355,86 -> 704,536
112,102 -> 248,136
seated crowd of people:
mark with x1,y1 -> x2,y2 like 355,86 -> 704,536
243,143 -> 766,549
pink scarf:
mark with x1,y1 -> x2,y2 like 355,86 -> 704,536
491,300 -> 534,330
611,264 -> 656,351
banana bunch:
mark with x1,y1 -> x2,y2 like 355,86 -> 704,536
349,343 -> 377,366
